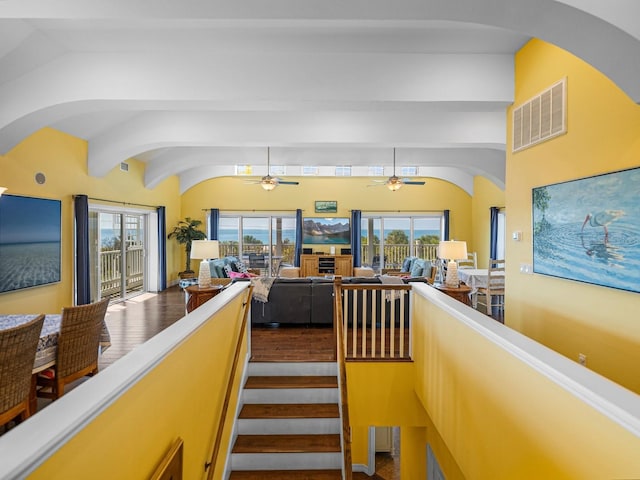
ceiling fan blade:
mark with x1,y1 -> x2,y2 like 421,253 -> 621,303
276,180 -> 299,185
403,181 -> 425,185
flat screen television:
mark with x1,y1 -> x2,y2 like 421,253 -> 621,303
303,217 -> 350,245
0,194 -> 62,293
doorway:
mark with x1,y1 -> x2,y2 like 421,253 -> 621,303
89,209 -> 148,302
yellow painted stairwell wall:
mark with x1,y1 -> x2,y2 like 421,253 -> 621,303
0,128 -> 182,313
506,39 -> 640,393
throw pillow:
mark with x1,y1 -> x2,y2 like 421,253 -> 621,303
410,258 -> 425,277
234,260 -> 249,274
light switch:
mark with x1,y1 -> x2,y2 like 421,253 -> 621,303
512,231 -> 522,241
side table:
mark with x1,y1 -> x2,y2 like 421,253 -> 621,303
434,283 -> 472,306
185,284 -> 223,313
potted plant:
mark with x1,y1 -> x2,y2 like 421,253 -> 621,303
167,217 -> 206,277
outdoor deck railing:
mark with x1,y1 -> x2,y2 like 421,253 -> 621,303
219,242 -> 439,273
100,246 -> 144,298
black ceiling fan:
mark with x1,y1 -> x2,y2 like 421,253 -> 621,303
246,147 -> 300,191
368,148 -> 426,191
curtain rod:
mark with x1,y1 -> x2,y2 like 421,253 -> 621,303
84,196 -> 159,209
202,208 -> 303,212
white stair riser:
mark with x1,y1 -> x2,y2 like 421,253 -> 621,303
237,417 -> 341,435
231,452 -> 342,470
242,387 -> 339,404
247,362 -> 338,376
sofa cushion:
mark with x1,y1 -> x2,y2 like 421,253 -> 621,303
401,256 -> 417,273
209,259 -> 226,278
410,258 -> 425,277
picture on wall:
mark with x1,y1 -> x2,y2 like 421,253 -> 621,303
303,217 -> 350,244
0,194 -> 62,293
532,166 -> 640,293
315,200 -> 337,214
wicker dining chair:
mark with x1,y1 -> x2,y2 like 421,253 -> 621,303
36,298 -> 109,400
0,315 -> 45,427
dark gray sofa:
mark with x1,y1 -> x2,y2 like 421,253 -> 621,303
250,276 -> 428,326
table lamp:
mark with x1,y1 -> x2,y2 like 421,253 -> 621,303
438,240 -> 468,288
190,240 -> 220,288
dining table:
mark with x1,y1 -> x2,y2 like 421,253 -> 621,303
0,313 -> 112,413
457,268 -> 505,308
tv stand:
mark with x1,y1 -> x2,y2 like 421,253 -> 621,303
300,254 -> 353,277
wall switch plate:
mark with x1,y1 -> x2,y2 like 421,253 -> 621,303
512,231 -> 522,241
519,263 -> 533,274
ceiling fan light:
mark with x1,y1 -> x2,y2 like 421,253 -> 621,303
261,180 -> 277,191
387,182 -> 402,191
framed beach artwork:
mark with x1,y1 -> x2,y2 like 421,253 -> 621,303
532,166 -> 640,293
0,194 -> 62,293
315,200 -> 338,214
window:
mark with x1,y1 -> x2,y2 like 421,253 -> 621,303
235,165 -> 252,175
217,214 -> 297,273
368,165 -> 384,176
335,166 -> 352,176
302,166 -> 319,176
269,165 -> 285,176
400,166 -> 418,177
360,214 -> 443,272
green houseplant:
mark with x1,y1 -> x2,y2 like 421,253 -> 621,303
167,217 -> 206,276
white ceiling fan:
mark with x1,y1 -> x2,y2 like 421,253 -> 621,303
246,147 -> 300,191
369,148 -> 426,191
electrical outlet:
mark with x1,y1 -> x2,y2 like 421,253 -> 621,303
578,353 -> 587,366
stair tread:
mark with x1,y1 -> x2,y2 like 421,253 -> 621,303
240,403 -> 339,419
229,470 -> 342,480
245,375 -> 338,389
233,434 -> 341,453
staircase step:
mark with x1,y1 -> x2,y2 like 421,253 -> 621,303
237,417 -> 341,435
233,434 -> 341,454
240,403 -> 339,419
245,375 -> 338,389
248,362 -> 337,377
229,470 -> 342,479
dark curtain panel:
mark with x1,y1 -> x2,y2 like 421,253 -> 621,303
74,195 -> 91,305
157,206 -> 167,291
490,206 -> 500,260
209,208 -> 220,240
443,209 -> 450,240
294,209 -> 303,267
351,210 -> 362,267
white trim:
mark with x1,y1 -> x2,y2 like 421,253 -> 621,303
0,283 -> 251,480
412,283 -> 640,438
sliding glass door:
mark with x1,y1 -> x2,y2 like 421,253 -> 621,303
361,214 -> 443,273
218,214 -> 296,276
89,209 -> 147,301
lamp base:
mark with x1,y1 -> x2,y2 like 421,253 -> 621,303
445,260 -> 459,287
197,259 -> 211,288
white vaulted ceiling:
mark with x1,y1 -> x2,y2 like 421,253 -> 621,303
1,1 -> 639,194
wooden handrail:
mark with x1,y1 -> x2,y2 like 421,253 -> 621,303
333,276 -> 353,480
205,285 -> 254,480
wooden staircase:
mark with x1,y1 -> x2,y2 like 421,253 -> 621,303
228,361 -> 345,479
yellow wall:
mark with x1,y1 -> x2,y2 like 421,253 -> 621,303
179,175 -> 472,246
505,39 -> 640,392
0,128 -> 182,313
412,288 -> 640,479
345,362 -> 428,479
29,287 -> 250,479
471,176 -> 505,268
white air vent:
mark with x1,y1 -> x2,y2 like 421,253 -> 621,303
513,78 -> 566,152
120,162 -> 129,172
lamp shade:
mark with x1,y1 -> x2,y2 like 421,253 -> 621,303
438,240 -> 468,260
190,240 -> 220,260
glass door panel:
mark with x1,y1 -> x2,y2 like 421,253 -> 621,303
91,210 -> 147,301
